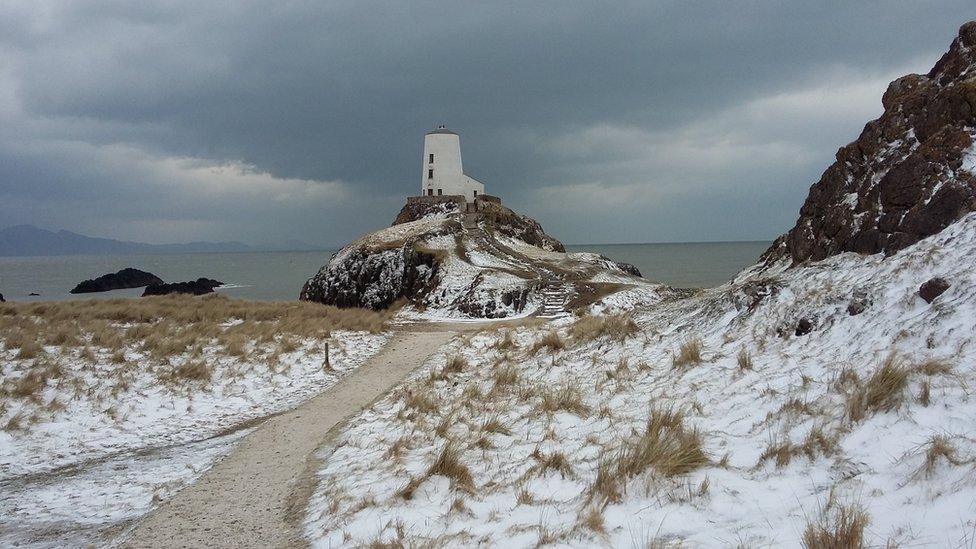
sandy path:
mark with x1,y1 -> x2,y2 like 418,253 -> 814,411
120,328 -> 457,548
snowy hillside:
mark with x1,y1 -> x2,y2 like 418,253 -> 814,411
303,212 -> 976,547
299,24 -> 976,546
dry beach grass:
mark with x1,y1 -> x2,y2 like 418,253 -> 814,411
0,293 -> 391,339
0,294 -> 394,432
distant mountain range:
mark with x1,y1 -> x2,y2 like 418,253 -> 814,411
0,225 -> 323,256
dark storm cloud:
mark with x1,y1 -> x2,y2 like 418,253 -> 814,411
1,1 -> 974,245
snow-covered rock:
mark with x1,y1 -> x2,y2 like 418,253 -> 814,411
301,199 -> 646,319
766,21 -> 976,263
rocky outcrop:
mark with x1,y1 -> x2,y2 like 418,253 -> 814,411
734,279 -> 781,312
478,201 -> 565,252
614,262 -> 642,278
301,196 -> 639,317
455,285 -> 530,319
300,245 -> 440,310
794,318 -> 814,337
70,268 -> 164,294
301,200 -> 460,310
765,21 -> 976,264
392,199 -> 564,252
847,290 -> 871,316
393,199 -> 461,225
142,278 -> 223,296
919,277 -> 950,303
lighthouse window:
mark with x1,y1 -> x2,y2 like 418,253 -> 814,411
437,189 -> 443,195
427,169 -> 433,179
427,189 -> 433,196
429,154 -> 434,163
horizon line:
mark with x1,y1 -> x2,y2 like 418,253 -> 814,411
565,238 -> 772,247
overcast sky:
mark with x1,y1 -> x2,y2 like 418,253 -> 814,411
1,2 -> 974,247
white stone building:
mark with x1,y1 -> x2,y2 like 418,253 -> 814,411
420,126 -> 484,201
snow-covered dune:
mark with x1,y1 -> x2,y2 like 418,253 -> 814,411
0,298 -> 389,547
303,212 -> 976,548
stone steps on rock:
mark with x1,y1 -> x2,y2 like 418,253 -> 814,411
538,280 -> 573,318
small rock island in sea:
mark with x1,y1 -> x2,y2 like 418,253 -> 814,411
301,125 -> 647,319
70,268 -> 164,294
69,268 -> 223,297
142,278 -> 224,297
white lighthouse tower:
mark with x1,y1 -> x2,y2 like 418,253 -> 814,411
421,126 -> 484,202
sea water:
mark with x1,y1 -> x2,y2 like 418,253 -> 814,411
0,241 -> 769,302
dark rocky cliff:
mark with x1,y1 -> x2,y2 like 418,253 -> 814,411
300,200 -> 460,310
765,22 -> 976,264
300,244 -> 441,310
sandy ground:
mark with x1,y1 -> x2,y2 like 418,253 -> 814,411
118,327 -> 459,548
